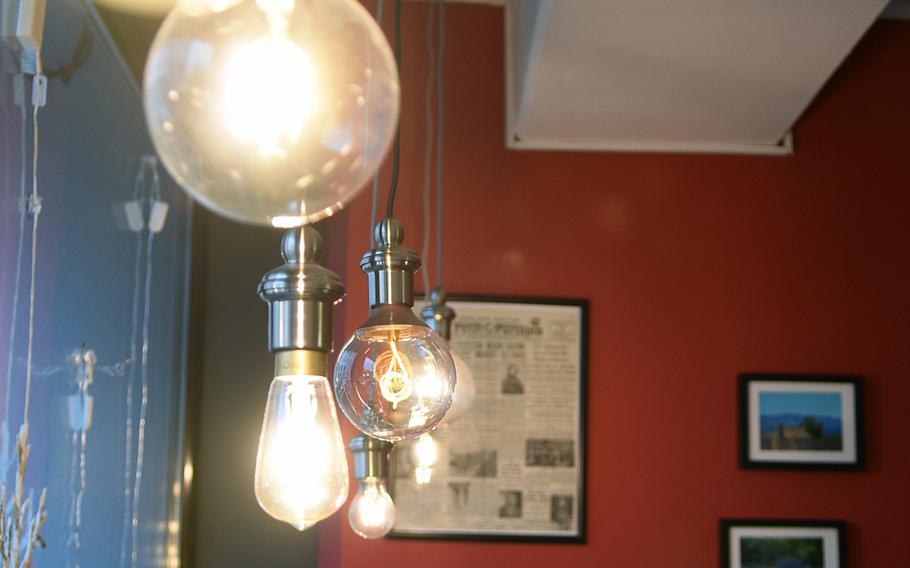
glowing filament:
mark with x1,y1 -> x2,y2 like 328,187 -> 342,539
374,337 -> 413,408
220,30 -> 318,157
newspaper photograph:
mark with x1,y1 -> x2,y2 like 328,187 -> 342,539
391,297 -> 587,540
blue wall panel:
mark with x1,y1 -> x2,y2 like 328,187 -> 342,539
0,1 -> 190,566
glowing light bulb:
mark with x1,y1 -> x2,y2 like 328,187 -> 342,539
334,305 -> 457,441
442,351 -> 475,424
348,478 -> 396,539
255,352 -> 349,530
220,34 -> 317,157
410,432 -> 438,485
144,0 -> 400,226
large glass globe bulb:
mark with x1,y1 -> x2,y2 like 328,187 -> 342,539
143,0 -> 400,227
334,305 -> 457,442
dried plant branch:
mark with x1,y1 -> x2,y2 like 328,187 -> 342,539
1,426 -> 47,568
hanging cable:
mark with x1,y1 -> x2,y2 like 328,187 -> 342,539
385,0 -> 402,219
2,71 -> 31,480
369,0 -> 385,246
420,1 -> 437,295
434,0 -> 446,287
23,56 -> 46,428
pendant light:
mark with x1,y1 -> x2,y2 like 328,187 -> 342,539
333,218 -> 457,442
255,226 -> 349,530
417,0 -> 474,426
333,0 -> 457,443
347,435 -> 396,539
143,0 -> 400,227
405,0 -> 473,487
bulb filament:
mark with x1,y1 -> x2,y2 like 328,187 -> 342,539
375,335 -> 413,408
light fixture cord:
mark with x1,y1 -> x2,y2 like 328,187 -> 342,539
420,0 -> 446,293
434,0 -> 446,288
369,0 -> 385,247
2,69 -> 31,480
385,0 -> 402,219
420,0 -> 437,295
23,54 -> 45,429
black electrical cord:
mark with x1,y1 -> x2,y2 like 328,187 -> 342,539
386,0 -> 403,219
435,0 -> 446,287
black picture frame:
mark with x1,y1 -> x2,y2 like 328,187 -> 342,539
388,295 -> 588,543
720,519 -> 847,568
738,373 -> 865,470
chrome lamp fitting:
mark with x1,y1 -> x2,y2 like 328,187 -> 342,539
258,226 -> 345,373
419,287 -> 456,340
361,217 -> 421,309
349,434 -> 393,481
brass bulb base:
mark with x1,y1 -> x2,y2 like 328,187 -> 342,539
274,349 -> 327,378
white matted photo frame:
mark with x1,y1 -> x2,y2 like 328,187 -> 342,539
720,519 -> 847,568
388,295 -> 588,542
738,373 -> 864,470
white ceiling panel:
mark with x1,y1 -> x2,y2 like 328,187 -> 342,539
505,0 -> 890,154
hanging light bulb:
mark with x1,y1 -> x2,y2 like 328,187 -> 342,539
349,478 -> 396,539
348,435 -> 396,539
334,218 -> 457,442
143,0 -> 400,227
255,351 -> 348,530
410,432 -> 438,485
420,288 -> 475,424
255,226 -> 349,530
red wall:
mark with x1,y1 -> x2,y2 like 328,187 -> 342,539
322,5 -> 910,566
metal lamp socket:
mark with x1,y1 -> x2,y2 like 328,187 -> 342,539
258,226 -> 345,353
420,287 -> 456,341
349,434 -> 393,481
360,218 -> 421,308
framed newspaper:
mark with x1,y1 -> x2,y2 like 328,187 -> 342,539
389,296 -> 588,542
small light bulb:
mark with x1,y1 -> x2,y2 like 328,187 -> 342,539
255,352 -> 349,530
334,305 -> 457,441
348,478 -> 396,539
412,433 -> 439,468
410,432 -> 438,485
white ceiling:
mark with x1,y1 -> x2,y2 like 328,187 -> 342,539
504,0 -> 892,155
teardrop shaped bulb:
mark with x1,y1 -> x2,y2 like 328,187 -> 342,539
255,372 -> 349,530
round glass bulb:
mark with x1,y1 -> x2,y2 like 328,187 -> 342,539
144,0 -> 400,226
334,305 -> 457,442
348,478 -> 396,539
440,351 -> 475,425
254,371 -> 349,530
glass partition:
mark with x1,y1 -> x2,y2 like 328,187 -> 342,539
0,1 -> 190,567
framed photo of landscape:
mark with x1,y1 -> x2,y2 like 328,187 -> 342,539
738,373 -> 864,470
389,296 -> 587,542
720,519 -> 846,568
